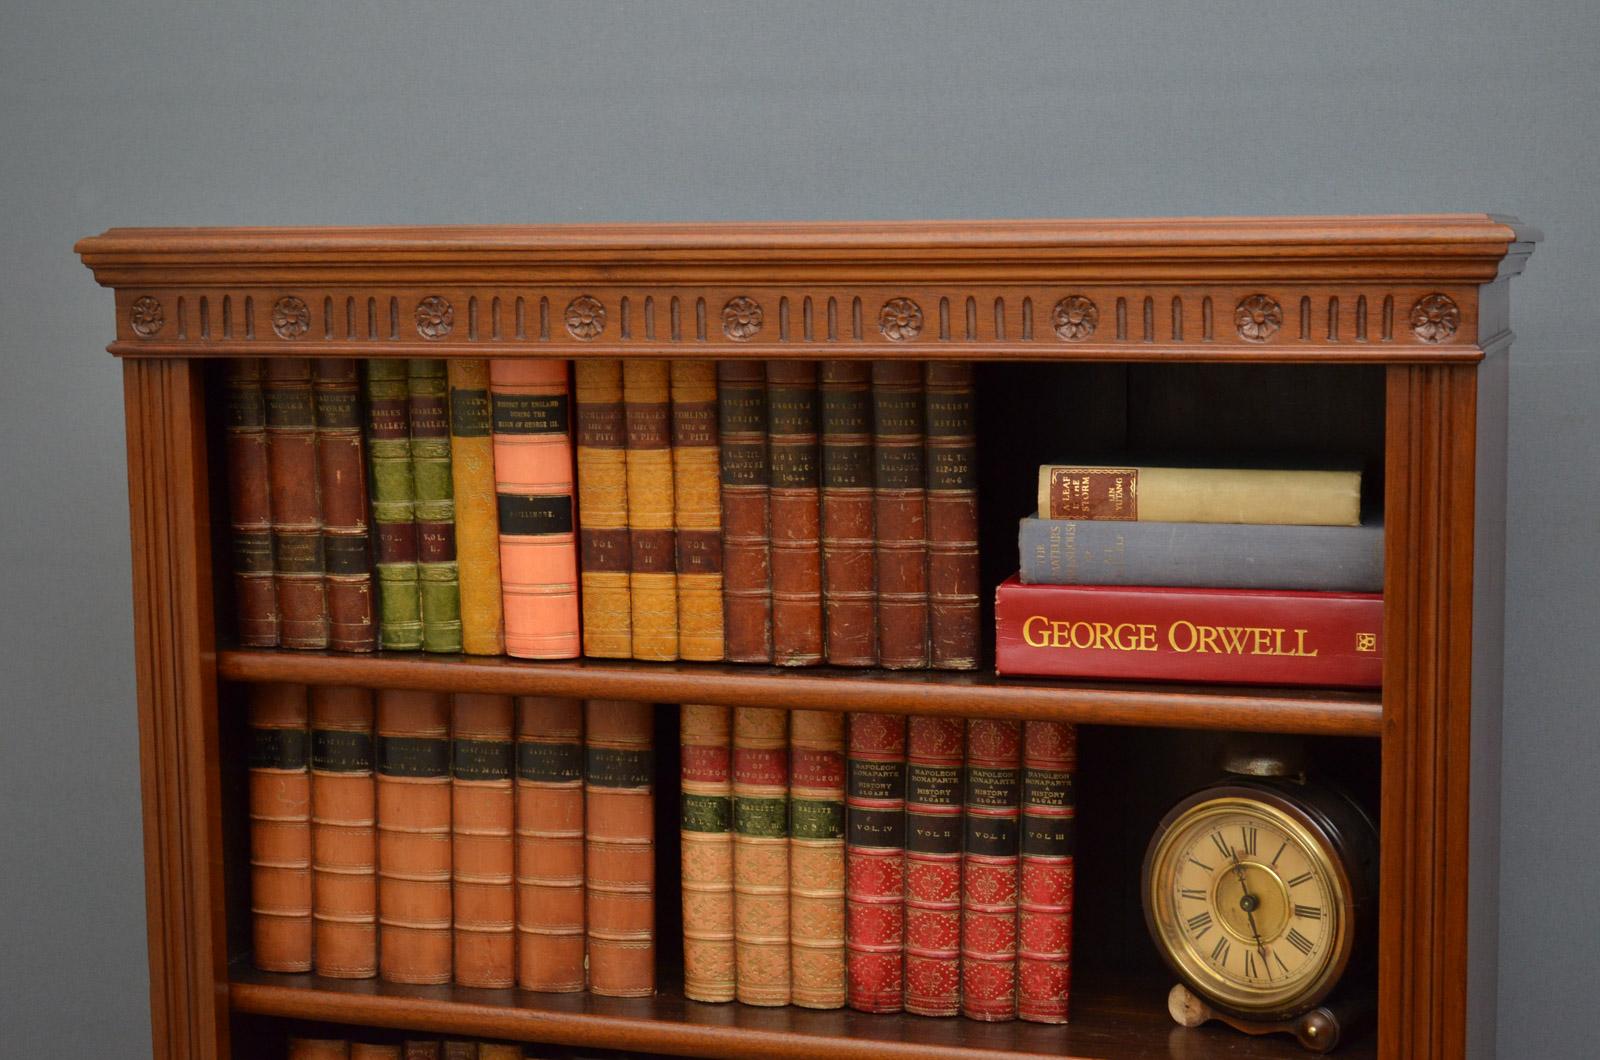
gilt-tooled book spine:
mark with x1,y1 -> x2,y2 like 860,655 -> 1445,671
313,360 -> 376,652
671,360 -> 724,661
364,361 -> 423,651
1018,720 -> 1077,1024
310,685 -> 377,979
249,683 -> 312,971
904,716 -> 965,1016
514,697 -> 586,992
845,712 -> 906,1013
223,359 -> 279,646
733,706 -> 790,1005
624,361 -> 678,661
350,1045 -> 401,1059
441,1043 -> 478,1060
820,361 -> 877,667
376,690 -> 453,984
789,709 -> 846,1009
490,360 -> 580,659
265,358 -> 330,648
1036,463 -> 1362,525
924,363 -> 979,671
584,700 -> 656,997
574,360 -> 631,658
403,1044 -> 441,1060
680,703 -> 735,1003
717,361 -> 772,663
452,694 -> 516,988
768,361 -> 823,665
447,361 -> 505,656
872,362 -> 928,669
288,1039 -> 349,1059
961,718 -> 1023,1021
409,360 -> 463,654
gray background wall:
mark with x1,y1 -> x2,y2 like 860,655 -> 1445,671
4,2 -> 1595,1056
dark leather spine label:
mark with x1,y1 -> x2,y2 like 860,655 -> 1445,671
906,811 -> 962,855
314,388 -> 362,431
416,520 -> 456,564
790,798 -> 845,840
848,806 -> 906,849
735,797 -> 788,838
377,735 -> 450,777
265,387 -> 314,429
719,386 -> 767,434
323,534 -> 371,576
1023,769 -> 1074,808
312,730 -> 374,773
274,531 -> 325,574
768,386 -> 817,434
927,443 -> 976,492
226,385 -> 265,429
580,527 -> 631,571
822,443 -> 873,488
1020,813 -> 1076,857
720,439 -> 769,487
575,402 -> 625,447
516,741 -> 582,783
496,493 -> 574,536
964,815 -> 1020,857
770,442 -> 818,489
847,759 -> 906,801
453,738 -> 513,781
375,520 -> 418,564
874,445 -> 925,490
585,747 -> 654,789
821,389 -> 871,434
232,531 -> 275,574
366,397 -> 409,439
671,401 -> 717,447
925,392 -> 974,436
631,527 -> 675,573
681,792 -> 733,833
873,392 -> 923,434
676,529 -> 723,575
967,766 -> 1021,809
407,394 -> 449,438
908,764 -> 963,806
493,392 -> 570,435
250,727 -> 309,770
625,403 -> 671,448
450,387 -> 491,437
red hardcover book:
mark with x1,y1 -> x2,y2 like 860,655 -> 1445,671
961,718 -> 1022,1021
1018,720 -> 1077,1023
994,577 -> 1384,687
844,712 -> 906,1013
903,716 -> 964,1017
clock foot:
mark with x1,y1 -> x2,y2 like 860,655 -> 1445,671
1167,983 -> 1373,1054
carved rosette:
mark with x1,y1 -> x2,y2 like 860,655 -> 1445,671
565,295 -> 606,339
1410,293 -> 1460,343
879,297 -> 923,341
414,296 -> 454,339
1051,296 -> 1098,341
1235,294 -> 1283,342
129,296 -> 164,338
722,297 -> 763,340
271,296 -> 311,339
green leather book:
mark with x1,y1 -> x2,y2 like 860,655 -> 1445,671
409,359 -> 463,653
365,360 -> 423,650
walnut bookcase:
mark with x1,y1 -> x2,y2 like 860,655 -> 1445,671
78,215 -> 1535,1060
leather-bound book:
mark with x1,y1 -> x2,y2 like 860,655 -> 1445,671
289,1040 -> 349,1059
574,360 -> 631,658
844,712 -> 906,1013
475,1046 -> 521,1060
376,690 -> 453,984
767,361 -> 824,665
904,716 -> 964,1016
403,1045 -> 441,1060
513,697 -> 586,992
310,685 -> 377,979
1018,720 -> 1077,1023
716,361 -> 772,663
365,360 -> 423,650
351,1046 -> 402,1060
961,718 -> 1023,1021
249,683 -> 312,971
452,694 -> 516,988
732,706 -> 789,1005
584,700 -> 656,997
789,709 -> 846,1009
490,360 -> 580,660
222,359 -> 278,646
265,358 -> 330,648
670,360 -> 724,661
819,361 -> 876,667
447,360 -> 505,655
409,359 -> 463,653
623,361 -> 678,661
871,362 -> 928,669
312,359 -> 376,652
923,363 -> 979,671
680,703 -> 735,1003
441,1043 -> 477,1060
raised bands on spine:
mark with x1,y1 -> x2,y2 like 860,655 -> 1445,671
819,361 -> 877,666
584,699 -> 657,997
447,360 -> 505,655
309,685 -> 376,978
789,709 -> 846,1009
249,683 -> 312,972
767,361 -> 823,665
845,712 -> 906,1013
451,693 -> 515,988
733,706 -> 790,1005
574,360 -> 632,658
513,697 -> 586,991
717,361 -> 772,663
680,703 -> 736,1003
376,690 -> 453,984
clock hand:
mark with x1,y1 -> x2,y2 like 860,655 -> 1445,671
1230,850 -> 1270,969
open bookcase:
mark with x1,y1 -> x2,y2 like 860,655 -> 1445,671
78,216 -> 1535,1059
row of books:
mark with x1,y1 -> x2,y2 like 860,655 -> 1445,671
682,708 -> 1077,1024
995,462 -> 1385,687
225,357 -> 979,670
288,1038 -> 521,1059
248,685 -> 654,996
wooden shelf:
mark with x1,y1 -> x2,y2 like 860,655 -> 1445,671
230,965 -> 1369,1060
216,649 -> 1382,737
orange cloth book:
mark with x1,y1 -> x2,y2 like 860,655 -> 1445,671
451,694 -> 516,988
249,683 -> 312,972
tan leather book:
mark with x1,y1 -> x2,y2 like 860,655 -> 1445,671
452,694 -> 516,988
377,690 -> 453,984
733,706 -> 790,1005
574,360 -> 631,658
514,697 -> 585,992
789,709 -> 846,1009
310,685 -> 377,979
584,699 -> 656,997
350,1046 -> 402,1060
248,683 -> 312,972
289,1039 -> 349,1059
623,361 -> 678,660
448,360 -> 506,655
670,360 -> 724,660
679,703 -> 735,1002
474,1046 -> 521,1060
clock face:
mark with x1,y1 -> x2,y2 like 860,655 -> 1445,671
1145,794 -> 1351,1016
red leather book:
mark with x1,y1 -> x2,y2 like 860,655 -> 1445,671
264,358 -> 330,648
962,718 -> 1022,1021
767,360 -> 824,665
376,690 -> 453,984
222,359 -> 279,646
903,716 -> 964,1017
872,362 -> 928,669
844,712 -> 906,1013
819,361 -> 877,667
1018,720 -> 1077,1023
994,577 -> 1384,687
248,683 -> 312,971
313,359 -> 377,652
451,694 -> 516,988
924,363 -> 979,671
309,685 -> 377,979
717,361 -> 772,663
